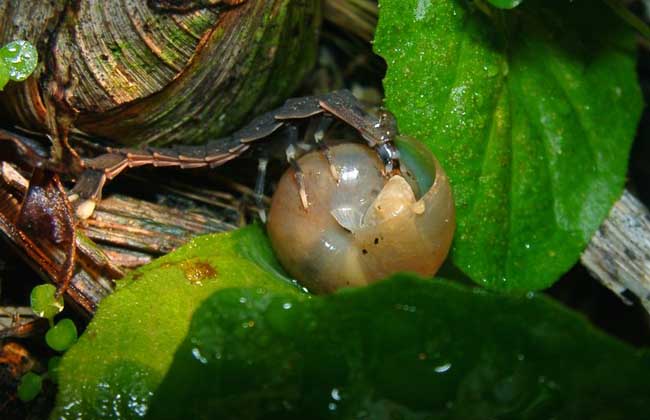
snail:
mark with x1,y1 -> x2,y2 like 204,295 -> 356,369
267,136 -> 455,293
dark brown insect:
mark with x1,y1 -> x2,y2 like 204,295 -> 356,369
68,89 -> 401,218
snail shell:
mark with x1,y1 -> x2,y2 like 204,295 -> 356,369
267,137 -> 455,293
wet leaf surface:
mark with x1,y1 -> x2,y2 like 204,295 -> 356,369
52,225 -> 302,419
148,275 -> 650,419
0,40 -> 37,82
374,0 -> 642,291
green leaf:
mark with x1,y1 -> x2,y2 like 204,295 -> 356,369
45,318 -> 78,352
147,276 -> 650,419
17,372 -> 42,402
30,284 -> 64,320
48,356 -> 62,384
52,225 -> 302,419
374,0 -> 642,291
0,40 -> 38,81
486,0 -> 523,9
0,61 -> 9,90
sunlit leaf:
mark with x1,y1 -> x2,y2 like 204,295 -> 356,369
52,225 -> 301,419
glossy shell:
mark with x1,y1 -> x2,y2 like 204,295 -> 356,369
267,138 -> 455,293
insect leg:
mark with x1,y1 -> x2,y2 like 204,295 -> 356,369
312,115 -> 340,182
254,157 -> 269,222
318,91 -> 401,175
284,125 -> 309,210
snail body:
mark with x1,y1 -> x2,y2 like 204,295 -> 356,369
267,138 -> 455,293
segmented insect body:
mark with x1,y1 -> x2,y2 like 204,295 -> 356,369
71,90 -> 401,218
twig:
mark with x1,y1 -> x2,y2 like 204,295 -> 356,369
582,189 -> 650,314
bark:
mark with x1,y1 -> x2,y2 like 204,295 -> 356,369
0,0 -> 321,146
582,189 -> 650,315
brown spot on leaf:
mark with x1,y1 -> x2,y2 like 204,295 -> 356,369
179,259 -> 218,285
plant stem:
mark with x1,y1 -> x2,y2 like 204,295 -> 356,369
604,0 -> 650,40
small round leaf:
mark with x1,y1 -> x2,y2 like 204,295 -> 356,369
46,319 -> 78,352
17,372 -> 42,402
48,356 -> 62,384
0,40 -> 38,81
30,284 -> 64,320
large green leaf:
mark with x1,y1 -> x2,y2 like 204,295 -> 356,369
51,225 -> 302,419
52,225 -> 650,419
374,0 -> 642,291
148,276 -> 650,419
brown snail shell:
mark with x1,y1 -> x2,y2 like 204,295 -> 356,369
267,137 -> 456,293
0,0 -> 321,146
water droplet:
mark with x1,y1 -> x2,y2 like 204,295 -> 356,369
394,303 -> 417,313
434,362 -> 452,373
484,63 -> 500,77
614,86 -> 622,97
191,347 -> 208,364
